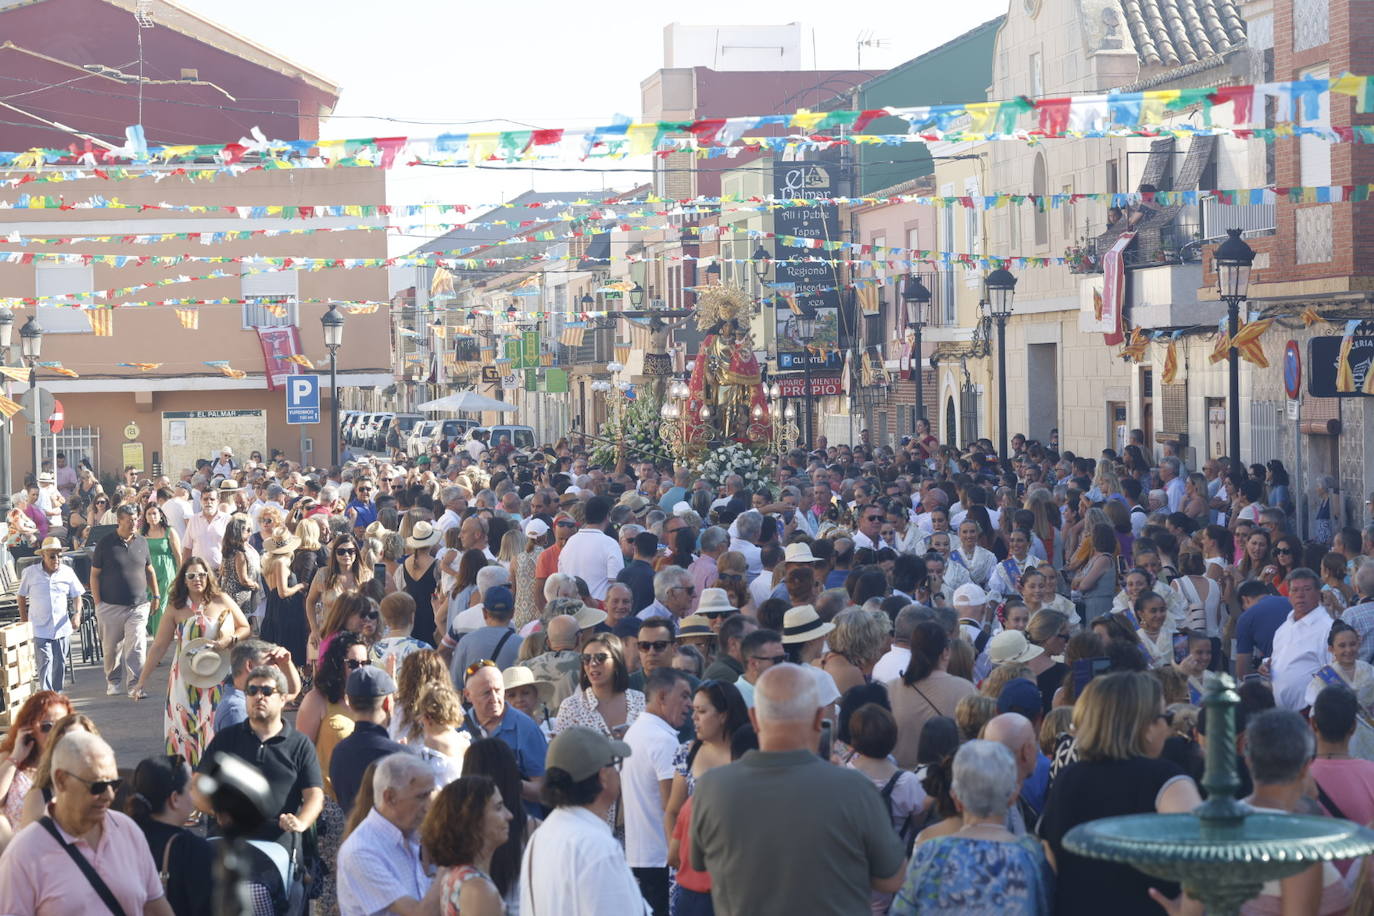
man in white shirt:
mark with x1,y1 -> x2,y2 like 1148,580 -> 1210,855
34,472 -> 63,529
852,502 -> 884,552
210,446 -> 236,478
558,496 -> 624,601
872,605 -> 921,685
728,510 -> 764,579
466,429 -> 489,461
460,515 -> 499,563
17,537 -> 84,691
182,488 -> 231,571
158,483 -> 194,542
336,752 -> 441,916
432,486 -> 466,535
519,727 -> 646,915
1268,568 -> 1334,710
623,667 -> 693,915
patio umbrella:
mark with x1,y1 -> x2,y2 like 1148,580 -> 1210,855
415,390 -> 518,413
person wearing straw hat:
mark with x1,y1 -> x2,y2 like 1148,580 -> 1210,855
134,557 -> 250,766
694,587 -> 738,632
776,605 -> 843,711
17,536 -> 84,691
502,666 -> 557,736
986,630 -> 1045,668
765,541 -> 828,603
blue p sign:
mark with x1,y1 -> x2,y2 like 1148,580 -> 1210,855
286,375 -> 320,425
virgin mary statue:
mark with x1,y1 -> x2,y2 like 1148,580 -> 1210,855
683,285 -> 771,446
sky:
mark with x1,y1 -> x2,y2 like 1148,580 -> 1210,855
175,0 -> 1010,243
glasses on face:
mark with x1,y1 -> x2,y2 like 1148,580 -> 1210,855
865,514 -> 883,523
753,654 -> 787,666
345,658 -> 371,670
335,547 -> 356,556
358,610 -> 380,621
1276,548 -> 1294,555
185,571 -> 209,580
556,521 -> 576,529
245,684 -> 278,697
465,659 -> 498,677
581,652 -> 612,666
671,585 -> 697,596
640,640 -> 674,653
68,773 -> 122,796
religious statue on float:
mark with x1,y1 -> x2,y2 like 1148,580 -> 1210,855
683,285 -> 771,446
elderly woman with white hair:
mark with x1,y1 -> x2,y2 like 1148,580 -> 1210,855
891,740 -> 1053,915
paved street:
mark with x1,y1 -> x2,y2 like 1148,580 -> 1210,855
64,636 -> 173,767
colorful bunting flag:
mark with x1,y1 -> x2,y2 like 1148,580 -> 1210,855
86,309 -> 113,337
176,308 -> 199,330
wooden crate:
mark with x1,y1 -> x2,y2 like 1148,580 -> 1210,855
0,621 -> 34,727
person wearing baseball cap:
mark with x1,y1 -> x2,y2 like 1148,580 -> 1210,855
329,666 -> 406,814
450,586 -> 523,688
519,726 -> 643,915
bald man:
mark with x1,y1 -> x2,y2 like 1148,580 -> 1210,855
691,665 -> 905,915
0,732 -> 173,915
982,712 -> 1046,834
522,614 -> 583,709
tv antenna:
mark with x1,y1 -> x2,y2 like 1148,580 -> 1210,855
856,31 -> 890,68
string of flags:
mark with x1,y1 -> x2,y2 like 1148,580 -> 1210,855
0,183 -> 1370,222
2,73 -> 1374,174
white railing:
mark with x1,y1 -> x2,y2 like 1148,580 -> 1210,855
1202,196 -> 1277,240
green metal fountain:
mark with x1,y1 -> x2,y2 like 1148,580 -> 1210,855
1064,671 -> 1374,915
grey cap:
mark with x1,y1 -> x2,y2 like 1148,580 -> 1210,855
266,483 -> 286,498
546,725 -> 631,781
345,665 -> 396,698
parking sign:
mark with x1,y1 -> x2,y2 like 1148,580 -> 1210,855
286,375 -> 320,424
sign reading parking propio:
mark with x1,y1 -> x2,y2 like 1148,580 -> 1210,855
286,375 -> 320,425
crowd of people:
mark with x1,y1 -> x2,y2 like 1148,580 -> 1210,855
1,425 -> 1373,914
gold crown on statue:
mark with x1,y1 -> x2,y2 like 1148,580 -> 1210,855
695,285 -> 755,331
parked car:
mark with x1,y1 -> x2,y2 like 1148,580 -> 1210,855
347,412 -> 375,448
406,419 -> 438,457
470,424 -> 536,455
431,417 -> 480,452
339,410 -> 362,445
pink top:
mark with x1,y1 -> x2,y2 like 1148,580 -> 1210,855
0,807 -> 163,914
1310,756 -> 1374,874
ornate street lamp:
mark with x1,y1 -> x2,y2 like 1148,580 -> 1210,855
1215,228 -> 1255,483
902,274 -> 933,426
629,283 -> 645,309
321,303 -> 345,466
984,268 -> 1017,462
751,245 -> 771,281
19,315 -> 43,484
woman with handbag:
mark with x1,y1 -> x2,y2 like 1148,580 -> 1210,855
125,754 -> 214,916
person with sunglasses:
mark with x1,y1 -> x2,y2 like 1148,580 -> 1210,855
0,690 -> 72,831
134,558 -> 251,766
0,731 -> 174,916
194,665 -> 324,848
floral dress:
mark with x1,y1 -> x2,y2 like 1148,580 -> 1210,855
890,835 -> 1054,916
512,548 -> 542,629
441,865 -> 496,915
165,604 -> 226,766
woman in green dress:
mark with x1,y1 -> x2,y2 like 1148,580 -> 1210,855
141,502 -> 182,636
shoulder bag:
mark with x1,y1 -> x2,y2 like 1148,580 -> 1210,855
39,816 -> 127,916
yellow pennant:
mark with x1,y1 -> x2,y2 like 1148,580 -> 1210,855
285,354 -> 315,369
86,309 -> 113,337
175,308 -> 200,330
0,395 -> 19,419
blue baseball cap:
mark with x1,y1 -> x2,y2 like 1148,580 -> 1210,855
996,677 -> 1043,719
483,586 -> 515,618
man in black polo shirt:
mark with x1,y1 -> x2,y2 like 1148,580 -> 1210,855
90,503 -> 160,697
330,665 -> 406,814
194,665 -> 323,845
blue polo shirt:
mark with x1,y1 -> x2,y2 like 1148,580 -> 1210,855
465,706 -> 546,814
347,499 -> 377,529
1235,595 -> 1294,661
330,721 -> 405,815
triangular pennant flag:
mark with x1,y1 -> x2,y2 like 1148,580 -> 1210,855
285,354 -> 315,369
86,309 -> 113,337
1162,339 -> 1179,385
1232,319 -> 1273,367
0,394 -> 20,420
559,325 -> 585,347
0,365 -> 28,383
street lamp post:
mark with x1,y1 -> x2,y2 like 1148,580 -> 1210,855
902,274 -> 932,428
0,307 -> 13,509
321,303 -> 345,467
629,283 -> 645,309
796,311 -> 817,449
1215,228 -> 1255,483
985,268 -> 1017,463
19,315 -> 42,484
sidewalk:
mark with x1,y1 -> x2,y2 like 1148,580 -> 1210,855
65,646 -> 171,767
